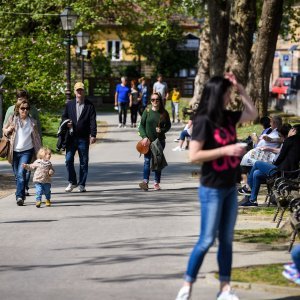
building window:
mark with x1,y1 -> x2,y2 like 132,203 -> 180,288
107,40 -> 122,61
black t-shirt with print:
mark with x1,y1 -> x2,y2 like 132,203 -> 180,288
192,110 -> 242,188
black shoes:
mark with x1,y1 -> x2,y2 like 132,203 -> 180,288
16,198 -> 24,206
239,196 -> 258,207
238,185 -> 251,196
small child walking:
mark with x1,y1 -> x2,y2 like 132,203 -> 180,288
22,147 -> 55,208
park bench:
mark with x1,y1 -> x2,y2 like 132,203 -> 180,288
288,198 -> 300,251
264,169 -> 300,228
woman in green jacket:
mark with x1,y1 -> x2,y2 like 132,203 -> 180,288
138,92 -> 171,191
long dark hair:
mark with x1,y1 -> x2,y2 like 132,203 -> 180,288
196,76 -> 232,126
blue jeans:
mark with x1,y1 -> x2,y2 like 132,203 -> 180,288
35,183 -> 51,201
143,139 -> 165,184
179,130 -> 190,141
247,161 -> 277,201
65,138 -> 89,186
25,171 -> 31,191
185,185 -> 238,283
12,148 -> 34,200
291,244 -> 300,273
118,102 -> 128,125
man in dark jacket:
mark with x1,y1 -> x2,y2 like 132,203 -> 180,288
62,82 -> 97,192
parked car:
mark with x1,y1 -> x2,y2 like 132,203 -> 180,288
270,77 -> 291,99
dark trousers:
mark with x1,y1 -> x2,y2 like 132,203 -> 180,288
118,103 -> 128,125
130,104 -> 139,124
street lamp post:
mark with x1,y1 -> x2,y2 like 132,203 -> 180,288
76,31 -> 90,82
60,7 -> 78,102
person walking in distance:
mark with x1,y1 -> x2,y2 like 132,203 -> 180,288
153,74 -> 169,106
137,77 -> 149,115
114,76 -> 132,128
175,74 -> 257,300
22,147 -> 55,208
62,82 -> 97,193
171,85 -> 181,123
130,80 -> 140,128
138,92 -> 171,191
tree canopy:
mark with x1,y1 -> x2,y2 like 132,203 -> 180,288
0,0 -> 299,113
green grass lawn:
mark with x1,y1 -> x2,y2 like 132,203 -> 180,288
234,228 -> 290,244
165,98 -> 191,122
40,114 -> 61,153
238,207 -> 276,216
230,264 -> 299,287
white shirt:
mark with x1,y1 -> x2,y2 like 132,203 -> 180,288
256,128 -> 281,148
153,81 -> 168,99
14,117 -> 33,152
76,99 -> 85,121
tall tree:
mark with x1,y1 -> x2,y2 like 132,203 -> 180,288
225,0 -> 256,86
207,0 -> 231,76
246,0 -> 284,116
192,18 -> 210,105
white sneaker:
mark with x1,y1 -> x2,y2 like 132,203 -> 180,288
172,146 -> 184,151
174,138 -> 180,142
118,123 -> 122,128
217,289 -> 239,300
77,185 -> 86,192
65,183 -> 77,192
175,286 -> 191,300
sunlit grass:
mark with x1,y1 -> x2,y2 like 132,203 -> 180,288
234,228 -> 290,244
230,264 -> 299,287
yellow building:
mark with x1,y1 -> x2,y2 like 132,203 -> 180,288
91,17 -> 201,77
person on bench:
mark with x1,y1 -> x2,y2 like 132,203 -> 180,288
239,124 -> 300,207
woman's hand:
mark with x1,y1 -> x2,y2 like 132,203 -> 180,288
142,138 -> 150,147
8,124 -> 15,134
221,143 -> 247,157
156,127 -> 161,133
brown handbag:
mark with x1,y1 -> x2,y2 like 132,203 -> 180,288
0,136 -> 10,158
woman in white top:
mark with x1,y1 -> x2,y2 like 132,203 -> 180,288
3,99 -> 41,206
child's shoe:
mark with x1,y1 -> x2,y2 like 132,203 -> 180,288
45,200 -> 51,207
36,201 -> 41,208
139,181 -> 148,191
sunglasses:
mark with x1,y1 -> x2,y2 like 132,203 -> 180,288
151,98 -> 159,102
20,107 -> 30,111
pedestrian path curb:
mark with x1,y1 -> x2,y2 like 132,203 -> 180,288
205,273 -> 300,296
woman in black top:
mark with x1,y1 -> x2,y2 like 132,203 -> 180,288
175,74 -> 257,300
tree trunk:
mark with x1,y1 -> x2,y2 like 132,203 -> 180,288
207,0 -> 231,76
192,19 -> 210,107
247,0 -> 284,117
225,0 -> 256,86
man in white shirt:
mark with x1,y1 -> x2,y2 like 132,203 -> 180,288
153,74 -> 168,106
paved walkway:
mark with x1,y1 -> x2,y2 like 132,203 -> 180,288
0,113 -> 299,300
